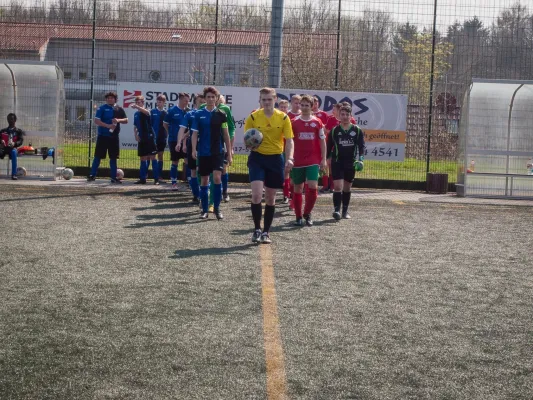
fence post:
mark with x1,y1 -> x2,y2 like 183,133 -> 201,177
268,0 -> 284,88
334,0 -> 342,90
426,0 -> 438,174
213,0 -> 219,85
87,0 -> 97,168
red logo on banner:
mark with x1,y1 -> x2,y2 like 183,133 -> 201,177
123,90 -> 141,108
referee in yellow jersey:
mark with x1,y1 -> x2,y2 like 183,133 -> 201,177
244,87 -> 294,244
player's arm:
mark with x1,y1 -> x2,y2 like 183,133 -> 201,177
176,126 -> 187,152
94,106 -> 112,129
113,108 -> 128,125
244,114 -> 255,131
222,124 -> 232,165
131,104 -> 150,116
357,127 -> 366,160
13,129 -> 24,147
163,110 -> 172,135
319,127 -> 327,170
191,130 -> 198,160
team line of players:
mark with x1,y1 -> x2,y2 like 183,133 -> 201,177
88,87 -> 366,243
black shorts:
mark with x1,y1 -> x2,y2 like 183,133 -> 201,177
156,140 -> 166,153
0,147 -> 17,159
247,151 -> 284,189
186,138 -> 197,169
95,135 -> 119,159
138,140 -> 157,157
169,141 -> 186,162
331,161 -> 355,183
198,154 -> 224,177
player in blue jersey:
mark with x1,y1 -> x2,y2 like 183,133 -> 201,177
88,92 -> 128,183
163,93 -> 189,190
177,94 -> 204,204
183,86 -> 232,220
151,94 -> 168,182
131,95 -> 159,184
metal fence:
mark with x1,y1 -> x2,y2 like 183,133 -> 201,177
1,0 -> 532,184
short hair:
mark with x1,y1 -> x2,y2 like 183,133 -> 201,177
259,87 -> 277,97
203,86 -> 220,97
7,113 -> 17,121
313,96 -> 320,105
333,103 -> 342,109
339,105 -> 352,114
291,94 -> 302,102
178,92 -> 190,99
156,94 -> 167,101
300,94 -> 314,105
278,99 -> 289,106
218,95 -> 226,105
341,101 -> 351,107
134,95 -> 145,101
105,91 -> 117,100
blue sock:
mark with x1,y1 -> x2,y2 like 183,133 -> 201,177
10,149 -> 17,176
110,159 -> 117,179
200,185 -> 209,213
170,164 -> 177,184
190,176 -> 200,198
158,159 -> 163,177
213,183 -> 222,210
222,173 -> 228,194
186,166 -> 191,187
90,157 -> 101,177
140,160 -> 147,180
152,159 -> 159,180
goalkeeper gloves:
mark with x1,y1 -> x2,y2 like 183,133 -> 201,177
354,159 -> 364,172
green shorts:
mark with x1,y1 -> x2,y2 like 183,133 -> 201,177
290,165 -> 320,185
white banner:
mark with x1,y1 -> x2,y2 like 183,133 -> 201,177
117,82 -> 407,160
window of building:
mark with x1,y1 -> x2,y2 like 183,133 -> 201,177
224,68 -> 235,85
78,70 -> 87,80
76,106 -> 86,122
192,70 -> 205,84
239,68 -> 250,86
446,119 -> 459,135
65,106 -> 71,121
63,70 -> 72,79
108,60 -> 117,81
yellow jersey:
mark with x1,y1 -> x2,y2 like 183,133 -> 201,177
244,109 -> 293,155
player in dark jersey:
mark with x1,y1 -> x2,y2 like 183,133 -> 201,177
0,113 -> 24,180
132,95 -> 159,184
189,86 -> 232,220
151,94 -> 168,182
89,92 -> 128,183
163,93 -> 189,190
327,104 -> 366,221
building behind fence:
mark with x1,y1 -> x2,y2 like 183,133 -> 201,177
1,0 -> 531,184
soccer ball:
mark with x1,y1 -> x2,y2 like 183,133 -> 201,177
244,129 -> 263,150
116,169 -> 124,180
62,168 -> 74,180
16,166 -> 26,177
354,161 -> 364,172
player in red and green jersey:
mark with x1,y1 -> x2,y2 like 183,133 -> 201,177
312,96 -> 329,125
290,94 -> 327,226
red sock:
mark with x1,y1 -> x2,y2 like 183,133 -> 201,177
304,188 -> 318,216
293,192 -> 303,218
283,178 -> 290,198
289,183 -> 294,198
303,183 -> 308,195
322,175 -> 329,189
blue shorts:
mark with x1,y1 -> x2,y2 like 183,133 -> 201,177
247,151 -> 284,189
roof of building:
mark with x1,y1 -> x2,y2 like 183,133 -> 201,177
0,22 -> 337,59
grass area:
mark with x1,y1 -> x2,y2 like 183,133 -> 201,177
0,186 -> 531,398
62,142 -> 458,182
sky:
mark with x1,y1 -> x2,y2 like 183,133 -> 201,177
6,0 -> 533,29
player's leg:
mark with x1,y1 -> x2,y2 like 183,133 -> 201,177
108,137 -> 121,184
198,156 -> 211,219
248,152 -> 266,243
188,150 -> 200,204
150,153 -> 159,184
89,136 -> 106,181
302,165 -> 319,226
331,162 -> 343,220
222,156 -> 230,202
156,140 -> 165,183
212,155 -> 224,219
283,169 -> 291,204
261,154 -> 284,244
208,172 -> 215,213
290,167 -> 306,225
169,141 -> 179,189
9,148 -> 17,180
342,169 -> 355,219
136,153 -> 148,184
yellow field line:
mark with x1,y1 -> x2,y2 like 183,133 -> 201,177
260,245 -> 288,400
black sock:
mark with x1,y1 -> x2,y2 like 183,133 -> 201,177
333,192 -> 342,212
342,191 -> 351,213
251,203 -> 262,230
263,205 -> 275,233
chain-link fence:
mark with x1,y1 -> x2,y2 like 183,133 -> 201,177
1,0 -> 532,184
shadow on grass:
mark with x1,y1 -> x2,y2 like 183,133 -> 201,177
170,243 -> 255,259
